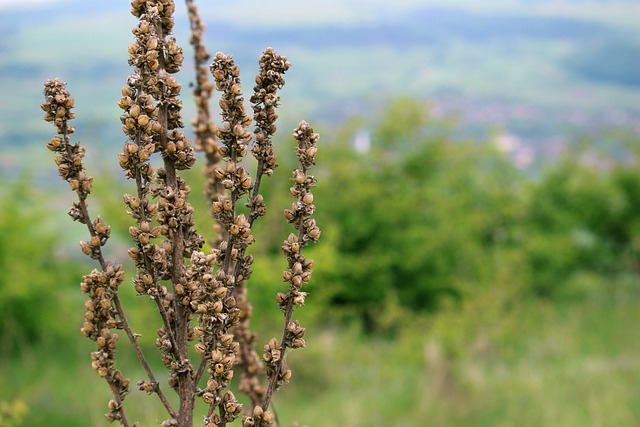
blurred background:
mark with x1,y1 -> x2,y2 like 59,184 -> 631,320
1,0 -> 640,425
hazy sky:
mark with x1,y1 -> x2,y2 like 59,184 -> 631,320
0,0 -> 64,9
0,0 -> 508,13
0,0 -> 62,6
0,0 -> 461,26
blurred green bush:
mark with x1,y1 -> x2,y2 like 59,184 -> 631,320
0,176 -> 87,355
286,98 -> 640,331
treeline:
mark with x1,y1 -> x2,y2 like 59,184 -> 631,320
2,98 -> 640,348
251,98 -> 640,332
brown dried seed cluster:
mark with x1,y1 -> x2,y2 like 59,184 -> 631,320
123,1 -> 195,173
185,0 -> 225,249
41,79 -> 75,133
294,121 -> 320,170
204,390 -> 242,427
118,82 -> 159,181
186,0 -> 218,156
42,79 -> 94,200
80,265 -> 125,339
151,170 -> 203,249
242,404 -> 274,427
43,77 -> 133,426
284,122 -> 321,244
258,122 -> 321,421
278,121 -> 320,315
102,367 -> 131,423
210,52 -> 252,161
76,216 -> 111,260
185,248 -> 245,419
82,267 -> 130,423
130,0 -> 178,58
250,47 -> 291,178
209,52 -> 257,258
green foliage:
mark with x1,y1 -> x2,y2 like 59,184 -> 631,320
0,398 -> 28,427
313,99 -> 524,330
522,140 -> 640,297
0,176 -> 86,354
280,98 -> 640,333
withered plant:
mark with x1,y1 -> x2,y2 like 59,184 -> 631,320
41,1 -> 320,426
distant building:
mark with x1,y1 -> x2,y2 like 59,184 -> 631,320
352,129 -> 371,154
494,131 -> 533,168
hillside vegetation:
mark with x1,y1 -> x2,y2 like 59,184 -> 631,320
1,1 -> 640,425
2,97 -> 640,425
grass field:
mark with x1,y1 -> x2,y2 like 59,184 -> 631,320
2,273 -> 639,426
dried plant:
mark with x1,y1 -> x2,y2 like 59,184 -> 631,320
41,1 -> 320,426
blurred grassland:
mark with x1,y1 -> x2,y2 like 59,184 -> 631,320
2,1 -> 640,425
1,271 -> 639,426
3,100 -> 640,425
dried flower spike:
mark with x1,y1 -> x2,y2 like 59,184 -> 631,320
259,122 -> 320,421
43,79 -> 134,426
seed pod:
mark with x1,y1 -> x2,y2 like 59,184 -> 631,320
194,343 -> 207,355
281,369 -> 292,382
137,114 -> 150,126
47,136 -> 62,151
268,337 -> 278,350
276,292 -> 287,305
146,37 -> 158,50
80,240 -> 93,255
293,169 -> 306,184
202,392 -> 215,404
212,69 -> 225,81
220,334 -> 234,346
302,192 -> 314,205
253,406 -> 263,418
262,411 -> 273,423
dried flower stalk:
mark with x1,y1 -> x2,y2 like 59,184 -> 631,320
259,121 -> 320,423
43,79 -> 147,427
43,1 -> 320,426
185,0 -> 225,245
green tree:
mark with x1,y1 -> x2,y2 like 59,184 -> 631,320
314,99 -> 523,331
523,137 -> 640,297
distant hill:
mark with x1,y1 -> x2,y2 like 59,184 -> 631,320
1,0 -> 639,172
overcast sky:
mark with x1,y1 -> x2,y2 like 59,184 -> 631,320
0,0 -> 472,26
0,0 -> 505,12
0,0 -> 68,7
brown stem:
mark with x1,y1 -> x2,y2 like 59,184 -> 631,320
156,51 -> 194,427
113,293 -> 177,419
262,161 -> 314,413
133,169 -> 180,359
107,378 -> 131,427
192,354 -> 208,387
261,245 -> 302,412
164,157 -> 195,427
